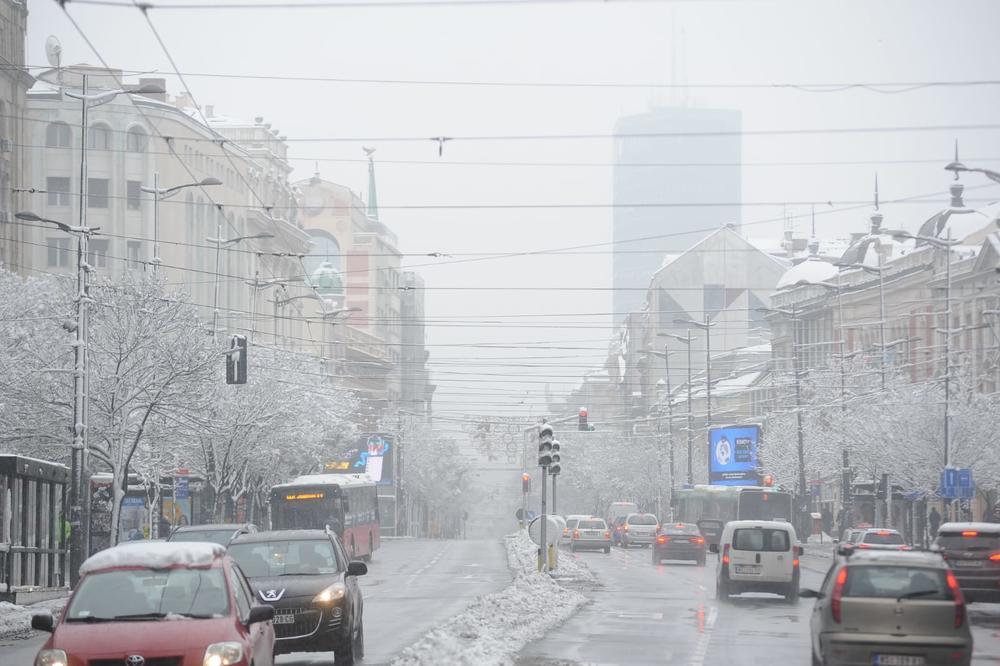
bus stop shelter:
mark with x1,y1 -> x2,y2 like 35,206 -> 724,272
0,455 -> 69,602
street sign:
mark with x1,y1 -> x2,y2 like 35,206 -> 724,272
940,468 -> 974,499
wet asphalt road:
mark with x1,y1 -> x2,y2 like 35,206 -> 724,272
517,543 -> 1000,665
0,537 -> 510,666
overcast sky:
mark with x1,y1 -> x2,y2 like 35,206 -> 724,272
29,0 -> 1000,424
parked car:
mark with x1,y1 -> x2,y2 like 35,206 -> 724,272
801,547 -> 971,666
652,522 -> 706,565
31,541 -> 275,666
711,520 -> 801,602
568,517 -> 612,553
855,528 -> 910,551
167,523 -> 259,546
933,521 -> 1000,602
228,529 -> 366,665
618,513 -> 659,548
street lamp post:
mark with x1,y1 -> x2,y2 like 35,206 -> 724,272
660,331 -> 694,484
144,176 -> 222,273
206,232 -> 273,339
674,317 -> 716,427
15,212 -> 99,586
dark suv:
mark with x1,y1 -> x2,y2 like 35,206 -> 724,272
229,529 -> 367,665
933,521 -> 1000,602
166,522 -> 258,546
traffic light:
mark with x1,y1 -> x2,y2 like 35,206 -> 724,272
226,334 -> 248,385
550,440 -> 561,476
578,407 -> 588,431
538,423 -> 553,467
521,473 -> 531,494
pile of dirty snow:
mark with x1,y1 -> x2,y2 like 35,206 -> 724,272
0,598 -> 67,640
391,531 -> 587,666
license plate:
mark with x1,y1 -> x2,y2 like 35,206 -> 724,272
273,613 -> 295,625
952,560 -> 984,568
873,655 -> 925,666
673,538 -> 690,543
734,564 -> 761,574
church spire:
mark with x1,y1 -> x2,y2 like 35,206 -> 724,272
364,147 -> 379,220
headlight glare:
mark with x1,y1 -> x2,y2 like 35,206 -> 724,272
203,641 -> 244,666
312,583 -> 346,604
35,649 -> 68,666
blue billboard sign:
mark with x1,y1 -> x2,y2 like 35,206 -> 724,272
708,425 -> 761,486
325,433 -> 394,485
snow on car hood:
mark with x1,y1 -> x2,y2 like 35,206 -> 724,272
80,542 -> 225,574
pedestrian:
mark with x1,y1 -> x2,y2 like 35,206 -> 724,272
929,506 -> 941,537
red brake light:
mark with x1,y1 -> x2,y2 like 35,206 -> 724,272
693,536 -> 705,545
988,553 -> 1000,562
962,531 -> 979,537
624,524 -> 629,532
656,535 -> 668,544
793,557 -> 800,568
875,530 -> 892,536
722,543 -> 730,566
675,523 -> 685,528
946,570 -> 965,628
572,530 -> 580,539
604,531 -> 611,539
831,567 -> 848,623
857,543 -> 870,549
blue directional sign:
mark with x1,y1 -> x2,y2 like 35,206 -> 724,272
940,468 -> 974,499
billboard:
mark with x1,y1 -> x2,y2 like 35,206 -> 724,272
325,433 -> 394,485
708,425 -> 761,486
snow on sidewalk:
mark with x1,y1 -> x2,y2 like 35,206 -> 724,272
0,597 -> 67,640
391,531 -> 588,666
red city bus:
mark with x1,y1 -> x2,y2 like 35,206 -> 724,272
269,473 -> 381,561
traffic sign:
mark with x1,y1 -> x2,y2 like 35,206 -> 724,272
940,468 -> 974,499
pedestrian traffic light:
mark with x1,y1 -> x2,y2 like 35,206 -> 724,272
522,473 -> 531,494
226,334 -> 248,385
578,407 -> 588,431
538,423 -> 553,467
550,440 -> 561,476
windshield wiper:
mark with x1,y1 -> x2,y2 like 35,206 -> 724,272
111,612 -> 168,620
897,589 -> 940,602
64,616 -> 116,623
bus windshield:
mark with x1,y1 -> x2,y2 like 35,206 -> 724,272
271,490 -> 344,531
737,490 -> 792,522
674,491 -> 737,524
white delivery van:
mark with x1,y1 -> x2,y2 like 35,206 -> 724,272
710,520 -> 801,602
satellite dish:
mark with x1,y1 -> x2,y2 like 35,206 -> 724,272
45,35 -> 62,68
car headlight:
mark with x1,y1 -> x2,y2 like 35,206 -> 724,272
312,583 -> 347,604
35,650 -> 68,666
203,642 -> 244,666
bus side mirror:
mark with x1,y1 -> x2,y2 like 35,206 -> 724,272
708,543 -> 719,554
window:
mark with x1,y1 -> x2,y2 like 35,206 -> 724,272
88,124 -> 113,150
88,179 -> 109,209
126,180 -> 142,210
45,122 -> 72,148
46,177 -> 71,206
88,239 -> 110,269
126,127 -> 147,153
47,238 -> 72,267
842,566 -> 949,600
127,241 -> 142,270
228,568 -> 251,620
732,528 -> 790,552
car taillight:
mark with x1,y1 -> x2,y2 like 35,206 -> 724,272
857,543 -> 870,549
693,536 -> 705,545
793,557 -> 799,568
989,553 -> 1000,562
962,531 -> 979,537
624,524 -> 629,532
722,543 -> 730,566
656,535 -> 668,544
831,567 -> 848,624
573,530 -> 580,539
604,531 -> 611,539
946,570 -> 965,628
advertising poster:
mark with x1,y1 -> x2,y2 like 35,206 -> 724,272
708,425 -> 761,486
325,433 -> 394,485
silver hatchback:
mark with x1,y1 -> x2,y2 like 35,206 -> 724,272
801,549 -> 972,666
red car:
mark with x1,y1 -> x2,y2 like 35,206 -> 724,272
32,541 -> 275,666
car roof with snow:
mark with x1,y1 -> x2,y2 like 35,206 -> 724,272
272,473 -> 375,489
861,527 -> 902,534
725,520 -> 796,531
230,529 -> 332,544
80,541 -> 226,575
171,523 -> 255,533
938,522 -> 1000,534
840,549 -> 946,567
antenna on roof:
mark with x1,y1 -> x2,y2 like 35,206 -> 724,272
952,139 -> 961,181
810,204 -> 816,237
874,172 -> 880,211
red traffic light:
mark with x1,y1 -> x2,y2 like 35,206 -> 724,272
578,406 -> 588,431
521,473 -> 531,493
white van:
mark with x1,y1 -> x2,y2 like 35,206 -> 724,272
709,520 -> 801,602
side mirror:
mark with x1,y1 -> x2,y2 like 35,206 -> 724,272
795,545 -> 804,556
347,560 -> 368,577
832,539 -> 840,545
31,613 -> 54,632
708,543 -> 719,554
248,605 -> 274,625
798,588 -> 823,599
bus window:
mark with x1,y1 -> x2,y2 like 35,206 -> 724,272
272,492 -> 344,531
738,491 -> 792,522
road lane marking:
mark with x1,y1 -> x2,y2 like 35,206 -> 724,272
689,605 -> 718,666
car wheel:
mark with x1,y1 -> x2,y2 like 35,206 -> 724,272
603,547 -> 611,554
811,649 -> 822,666
651,550 -> 659,565
363,535 -> 373,563
334,633 -> 356,666
716,574 -> 729,601
786,583 -> 799,604
355,619 -> 365,660
570,543 -> 576,553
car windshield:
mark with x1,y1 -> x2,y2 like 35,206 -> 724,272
66,568 -> 229,621
843,566 -> 950,600
228,540 -> 341,577
936,532 -> 1000,550
628,514 -> 657,525
732,528 -> 790,552
169,529 -> 237,545
565,519 -> 579,530
579,520 -> 605,529
862,531 -> 904,545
